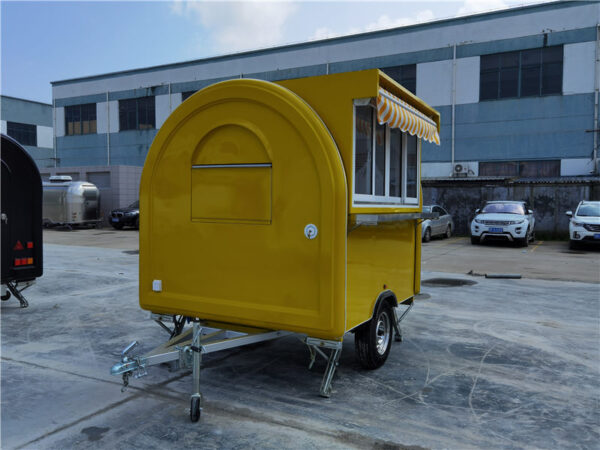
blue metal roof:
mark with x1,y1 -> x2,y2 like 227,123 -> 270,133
51,1 -> 581,86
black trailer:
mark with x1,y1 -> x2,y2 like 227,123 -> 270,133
1,134 -> 43,308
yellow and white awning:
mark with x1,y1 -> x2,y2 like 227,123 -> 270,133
376,88 -> 440,145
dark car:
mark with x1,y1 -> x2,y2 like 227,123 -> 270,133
110,200 -> 139,229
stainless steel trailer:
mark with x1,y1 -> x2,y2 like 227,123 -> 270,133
42,176 -> 101,229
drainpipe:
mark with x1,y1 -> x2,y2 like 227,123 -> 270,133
594,25 -> 599,175
451,43 -> 457,176
106,92 -> 111,166
53,97 -> 57,168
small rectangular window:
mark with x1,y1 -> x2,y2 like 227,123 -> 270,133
65,103 -> 96,136
388,129 -> 403,197
541,46 -> 563,95
375,121 -> 386,196
7,121 -> 37,146
406,134 -> 418,200
119,96 -> 155,131
353,104 -> 420,206
354,105 -> 374,195
480,68 -> 499,101
499,52 -> 519,99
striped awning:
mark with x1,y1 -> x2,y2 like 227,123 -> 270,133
376,88 -> 440,145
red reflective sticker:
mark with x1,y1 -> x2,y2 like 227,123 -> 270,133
13,241 -> 24,251
27,242 -> 34,249
14,258 -> 21,266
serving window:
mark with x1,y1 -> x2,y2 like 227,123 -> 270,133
353,104 -> 419,206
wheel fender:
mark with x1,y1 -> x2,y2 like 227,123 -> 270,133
370,290 -> 398,319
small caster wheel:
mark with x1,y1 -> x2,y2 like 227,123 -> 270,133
190,396 -> 201,422
1,291 -> 11,301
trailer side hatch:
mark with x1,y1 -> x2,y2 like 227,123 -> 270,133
190,124 -> 272,224
191,163 -> 272,224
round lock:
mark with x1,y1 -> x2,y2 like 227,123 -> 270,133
304,224 -> 318,240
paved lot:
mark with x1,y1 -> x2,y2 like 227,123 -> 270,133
422,236 -> 600,284
1,230 -> 599,449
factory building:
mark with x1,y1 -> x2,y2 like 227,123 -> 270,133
1,96 -> 53,168
51,1 -> 598,179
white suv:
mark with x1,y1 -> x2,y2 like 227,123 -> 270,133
566,201 -> 600,249
470,201 -> 535,247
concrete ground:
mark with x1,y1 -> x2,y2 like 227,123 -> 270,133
422,235 -> 600,284
1,229 -> 598,449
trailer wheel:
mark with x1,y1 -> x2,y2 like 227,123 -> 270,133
354,300 -> 393,369
190,396 -> 201,422
1,291 -> 11,301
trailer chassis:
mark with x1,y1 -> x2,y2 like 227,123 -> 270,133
110,316 -> 344,422
111,300 -> 412,422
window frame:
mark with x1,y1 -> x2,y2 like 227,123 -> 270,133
6,121 -> 37,146
479,45 -> 563,101
65,103 -> 97,136
119,96 -> 156,131
352,103 -> 420,208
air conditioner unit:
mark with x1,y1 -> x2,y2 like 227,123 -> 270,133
453,164 -> 469,177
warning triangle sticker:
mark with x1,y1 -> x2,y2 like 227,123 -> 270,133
13,241 -> 24,251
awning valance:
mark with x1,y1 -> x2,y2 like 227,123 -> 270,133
376,88 -> 440,145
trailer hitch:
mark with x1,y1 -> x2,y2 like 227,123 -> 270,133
111,341 -> 149,391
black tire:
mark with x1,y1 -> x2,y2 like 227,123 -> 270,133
423,227 -> 431,243
518,228 -> 530,247
1,291 -> 11,301
190,396 -> 201,422
471,236 -> 479,245
569,240 -> 579,250
112,223 -> 124,230
134,217 -> 139,230
445,225 -> 452,239
354,300 -> 394,370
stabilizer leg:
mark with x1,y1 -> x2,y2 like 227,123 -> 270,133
7,282 -> 29,308
190,322 -> 203,422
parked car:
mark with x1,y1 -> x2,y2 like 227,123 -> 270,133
470,201 -> 535,246
110,200 -> 139,229
422,205 -> 454,242
566,201 -> 600,249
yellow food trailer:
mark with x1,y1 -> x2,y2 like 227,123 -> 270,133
111,69 -> 440,421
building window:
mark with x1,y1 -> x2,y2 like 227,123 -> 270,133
181,90 -> 197,101
354,104 -> 419,205
479,160 -> 560,177
119,96 -> 155,131
480,46 -> 563,101
65,103 -> 97,135
7,121 -> 37,146
381,65 -> 416,94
